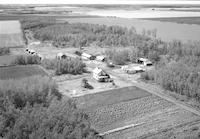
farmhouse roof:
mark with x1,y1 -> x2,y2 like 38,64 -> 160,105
93,67 -> 107,76
82,52 -> 92,58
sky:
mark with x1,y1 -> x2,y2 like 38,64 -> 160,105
1,0 -> 200,5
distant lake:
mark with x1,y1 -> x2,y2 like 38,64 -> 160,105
77,8 -> 200,18
63,17 -> 200,42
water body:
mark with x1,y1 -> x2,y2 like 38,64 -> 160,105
81,9 -> 200,18
64,17 -> 200,42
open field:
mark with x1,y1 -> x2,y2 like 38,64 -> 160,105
0,48 -> 27,66
0,65 -> 48,80
144,17 -> 200,25
75,88 -> 200,138
0,55 -> 16,66
0,20 -> 25,48
76,86 -> 150,109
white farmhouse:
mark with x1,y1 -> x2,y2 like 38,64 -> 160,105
92,67 -> 111,82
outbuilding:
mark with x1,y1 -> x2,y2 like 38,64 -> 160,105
29,49 -> 36,55
122,65 -> 145,74
81,53 -> 96,60
56,52 -> 67,60
96,55 -> 106,62
92,67 -> 111,82
137,58 -> 153,66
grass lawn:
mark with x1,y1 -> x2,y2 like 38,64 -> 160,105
75,86 -> 151,109
0,65 -> 48,80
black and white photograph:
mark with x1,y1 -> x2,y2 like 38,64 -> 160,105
1,0 -> 200,139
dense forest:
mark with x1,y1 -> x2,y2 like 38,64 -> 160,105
0,76 -> 102,139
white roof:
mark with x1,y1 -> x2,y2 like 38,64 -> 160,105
124,66 -> 144,71
138,58 -> 149,62
93,67 -> 107,75
96,55 -> 105,60
82,53 -> 92,58
29,49 -> 36,53
57,52 -> 65,57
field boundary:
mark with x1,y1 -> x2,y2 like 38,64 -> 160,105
99,122 -> 145,136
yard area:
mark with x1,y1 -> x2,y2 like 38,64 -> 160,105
0,65 -> 48,80
57,73 -> 133,97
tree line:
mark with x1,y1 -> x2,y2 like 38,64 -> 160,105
0,76 -> 102,139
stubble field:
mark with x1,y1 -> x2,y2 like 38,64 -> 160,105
0,20 -> 25,48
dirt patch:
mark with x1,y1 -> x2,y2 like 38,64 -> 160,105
57,73 -> 132,97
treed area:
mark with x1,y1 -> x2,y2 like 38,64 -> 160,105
141,41 -> 200,102
0,76 -> 102,139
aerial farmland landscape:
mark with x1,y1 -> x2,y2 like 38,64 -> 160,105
1,1 -> 200,139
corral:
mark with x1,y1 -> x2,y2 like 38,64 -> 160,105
0,65 -> 48,80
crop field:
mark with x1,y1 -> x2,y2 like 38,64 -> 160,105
0,65 -> 48,80
0,20 -> 25,48
75,87 -> 200,138
76,86 -> 150,109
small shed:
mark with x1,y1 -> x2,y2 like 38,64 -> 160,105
29,49 -> 36,54
81,53 -> 96,60
56,52 -> 67,60
96,55 -> 106,62
137,58 -> 153,66
93,67 -> 110,82
122,65 -> 145,74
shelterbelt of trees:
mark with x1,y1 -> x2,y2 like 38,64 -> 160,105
20,17 -> 160,48
0,76 -> 102,139
141,41 -> 200,102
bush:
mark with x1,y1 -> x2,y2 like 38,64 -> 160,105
105,49 -> 130,65
0,76 -> 102,139
140,70 -> 155,81
0,75 -> 61,108
81,78 -> 93,89
0,47 -> 10,55
42,58 -> 86,75
13,55 -> 41,65
41,58 -> 57,70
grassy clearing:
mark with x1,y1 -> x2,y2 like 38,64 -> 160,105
0,20 -> 25,48
0,65 -> 48,80
75,86 -> 150,109
0,34 -> 25,48
0,55 -> 16,66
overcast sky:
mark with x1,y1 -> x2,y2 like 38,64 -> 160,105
1,0 -> 200,5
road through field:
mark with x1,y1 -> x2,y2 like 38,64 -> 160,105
100,69 -> 200,136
